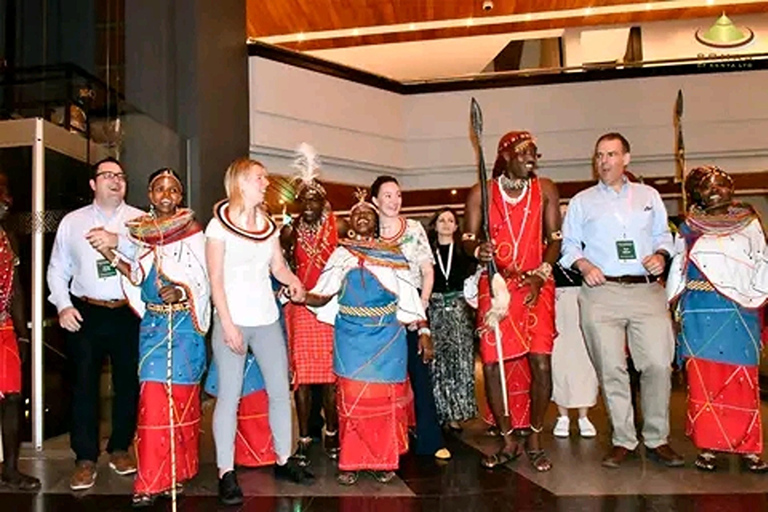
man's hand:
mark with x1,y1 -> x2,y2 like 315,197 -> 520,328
159,285 -> 183,304
520,274 -> 544,307
85,227 -> 118,252
418,333 -> 434,363
58,306 -> 83,332
577,259 -> 606,287
642,253 -> 666,276
223,322 -> 245,355
476,241 -> 495,263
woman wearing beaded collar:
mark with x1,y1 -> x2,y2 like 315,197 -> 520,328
93,168 -> 208,507
667,165 -> 768,473
205,158 -> 311,506
298,191 -> 429,485
371,175 -> 450,461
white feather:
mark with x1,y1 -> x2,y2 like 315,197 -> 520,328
291,142 -> 321,185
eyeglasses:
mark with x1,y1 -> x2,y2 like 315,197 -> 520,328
95,171 -> 126,182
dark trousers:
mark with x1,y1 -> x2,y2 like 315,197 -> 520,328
407,329 -> 444,455
66,295 -> 140,463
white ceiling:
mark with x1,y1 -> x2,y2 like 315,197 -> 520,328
307,29 -> 564,82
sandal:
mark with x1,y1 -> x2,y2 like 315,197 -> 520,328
527,450 -> 553,472
371,470 -> 396,484
160,483 -> 184,498
694,452 -> 717,472
324,430 -> 340,460
481,445 -> 523,469
131,494 -> 156,508
336,471 -> 359,486
742,454 -> 768,473
294,437 -> 312,467
446,421 -> 463,433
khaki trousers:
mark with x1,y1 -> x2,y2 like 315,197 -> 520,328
578,282 -> 675,450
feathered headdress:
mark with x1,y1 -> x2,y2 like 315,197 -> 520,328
291,143 -> 326,197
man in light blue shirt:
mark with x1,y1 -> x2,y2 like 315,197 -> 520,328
46,157 -> 143,491
560,133 -> 682,469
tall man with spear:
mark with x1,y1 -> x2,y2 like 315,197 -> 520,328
463,103 -> 561,472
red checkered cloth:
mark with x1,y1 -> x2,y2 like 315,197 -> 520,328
285,303 -> 335,386
0,318 -> 20,395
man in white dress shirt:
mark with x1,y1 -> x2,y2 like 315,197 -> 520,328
47,157 -> 143,490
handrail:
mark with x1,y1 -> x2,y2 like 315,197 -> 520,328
402,52 -> 768,85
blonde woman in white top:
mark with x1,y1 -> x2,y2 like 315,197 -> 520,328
206,158 -> 312,506
371,175 -> 450,460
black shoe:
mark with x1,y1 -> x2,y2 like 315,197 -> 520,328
218,470 -> 243,506
274,459 -> 315,484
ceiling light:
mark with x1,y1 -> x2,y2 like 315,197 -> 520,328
408,23 -> 416,30
706,0 -> 715,5
352,28 -> 360,36
466,18 -> 474,27
526,13 -> 533,21
297,32 -> 305,41
451,189 -> 458,195
584,7 -> 593,16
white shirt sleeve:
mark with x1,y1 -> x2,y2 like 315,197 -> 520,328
205,217 -> 226,241
46,216 -> 74,313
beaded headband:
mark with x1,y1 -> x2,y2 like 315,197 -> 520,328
497,130 -> 539,157
149,169 -> 183,190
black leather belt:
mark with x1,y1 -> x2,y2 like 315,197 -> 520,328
604,275 -> 657,284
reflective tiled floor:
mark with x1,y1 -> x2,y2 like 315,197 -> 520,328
3,388 -> 768,511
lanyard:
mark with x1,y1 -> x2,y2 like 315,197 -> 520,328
435,242 -> 453,282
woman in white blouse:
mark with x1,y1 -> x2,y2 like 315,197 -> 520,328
371,175 -> 451,460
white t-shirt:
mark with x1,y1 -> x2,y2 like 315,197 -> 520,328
205,216 -> 279,327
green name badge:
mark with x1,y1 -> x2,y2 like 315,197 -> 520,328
96,258 -> 117,279
616,240 -> 638,262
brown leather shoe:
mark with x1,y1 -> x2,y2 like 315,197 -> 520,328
70,461 -> 97,491
601,446 -> 635,468
109,451 -> 137,476
646,444 -> 685,467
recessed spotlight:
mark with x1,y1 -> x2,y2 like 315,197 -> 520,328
352,28 -> 360,36
297,32 -> 305,41
466,18 -> 474,27
409,23 -> 416,31
584,7 -> 593,16
451,189 -> 458,195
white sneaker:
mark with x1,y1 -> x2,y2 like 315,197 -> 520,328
553,416 -> 570,438
578,416 -> 597,438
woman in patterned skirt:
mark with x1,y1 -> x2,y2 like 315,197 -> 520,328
426,208 -> 478,432
96,168 -> 209,507
668,165 -> 768,473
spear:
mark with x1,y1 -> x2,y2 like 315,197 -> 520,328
674,89 -> 687,212
470,98 -> 509,418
